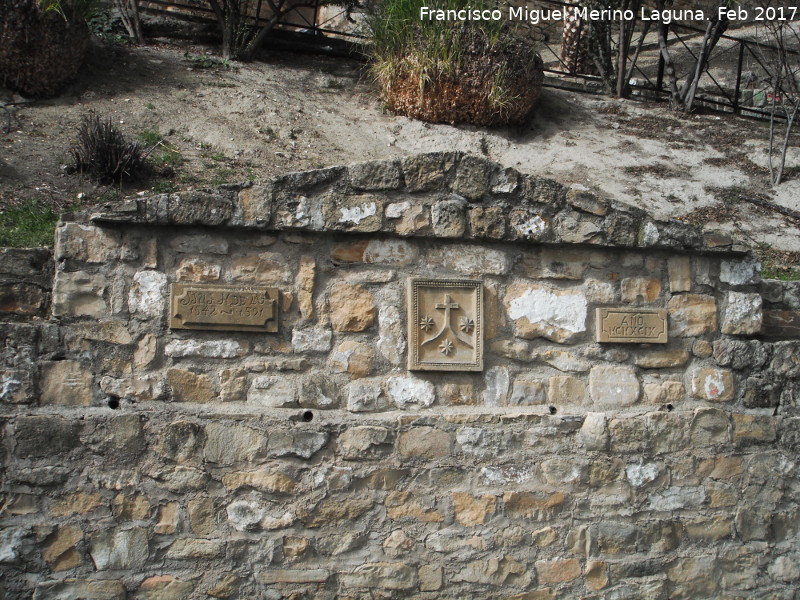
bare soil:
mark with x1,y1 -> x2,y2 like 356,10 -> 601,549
2,37 -> 799,271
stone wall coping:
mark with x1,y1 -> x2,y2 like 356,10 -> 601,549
83,152 -> 750,255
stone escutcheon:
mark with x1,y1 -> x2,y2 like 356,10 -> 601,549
596,307 -> 668,343
408,278 -> 483,371
170,283 -> 279,332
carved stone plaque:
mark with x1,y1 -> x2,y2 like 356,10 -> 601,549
408,278 -> 483,371
170,283 -> 279,332
596,307 -> 668,343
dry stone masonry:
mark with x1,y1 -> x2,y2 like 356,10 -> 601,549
2,152 -> 800,599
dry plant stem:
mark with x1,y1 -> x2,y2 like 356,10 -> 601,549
114,0 -> 142,43
776,100 -> 799,185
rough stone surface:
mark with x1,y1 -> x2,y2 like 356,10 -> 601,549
329,283 -> 376,332
667,294 -> 718,337
722,291 -> 763,335
505,283 -> 587,343
589,365 -> 640,406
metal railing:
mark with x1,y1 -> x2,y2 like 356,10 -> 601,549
534,0 -> 800,119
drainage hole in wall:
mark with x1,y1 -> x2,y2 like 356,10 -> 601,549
302,410 -> 314,422
666,403 -> 674,412
548,406 -> 557,415
107,398 -> 120,410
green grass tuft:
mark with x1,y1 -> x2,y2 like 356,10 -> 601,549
0,200 -> 59,247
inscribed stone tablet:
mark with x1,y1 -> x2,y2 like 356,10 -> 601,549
408,278 -> 483,371
596,307 -> 667,343
170,283 -> 279,332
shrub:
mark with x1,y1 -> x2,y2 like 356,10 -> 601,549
366,0 -> 543,126
70,113 -> 145,182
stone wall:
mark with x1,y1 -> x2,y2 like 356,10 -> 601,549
1,153 -> 799,599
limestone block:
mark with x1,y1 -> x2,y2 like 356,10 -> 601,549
536,558 -> 581,584
89,527 -> 149,570
268,430 -> 328,459
484,366 -> 510,406
339,426 -> 393,460
296,373 -> 338,409
635,349 -> 689,369
323,194 -> 383,233
453,492 -> 496,526
296,255 -> 315,320
339,562 -> 417,590
167,369 -> 215,403
693,339 -> 713,358
230,252 -> 290,285
204,423 -> 267,465
668,256 -> 691,292
431,197 -> 467,238
158,466 -> 209,493
505,282 -> 587,343
690,407 -> 731,446
136,575 -> 194,599
720,258 -> 760,285
519,248 -> 587,280
503,491 -> 565,520
175,258 -> 221,281
363,239 -> 418,266
584,278 -> 616,303
226,499 -> 264,531
112,493 -> 150,521
154,420 -> 202,463
128,270 -> 167,320
491,167 -> 520,195
349,159 -> 401,190
469,207 -> 506,239
238,184 -> 272,225
347,379 -> 389,412
691,368 -> 734,402
389,202 -> 430,236
589,365 -> 640,406
554,210 -> 602,243
166,538 -> 222,559
566,187 -> 608,216
548,376 -> 587,405
153,503 -> 179,535
398,427 -> 451,459
541,349 -> 592,372
721,291 -> 762,335
207,574 -> 240,598
170,233 -> 228,254
385,491 -> 441,522
643,379 -> 685,404
43,526 -> 82,571
222,470 -> 296,493
428,244 -> 509,276
247,375 -> 297,407
329,283 -> 376,332
453,155 -> 492,200
0,283 -> 46,316
292,326 -> 332,352
508,210 -> 551,241
386,375 -> 435,408
621,277 -> 662,303
732,414 -> 776,444
378,304 -> 406,366
452,555 -> 529,586
580,412 -> 608,451
50,492 -> 104,517
419,565 -> 443,591
330,341 -> 374,377
165,339 -> 245,359
667,293 -> 717,337
32,580 -> 127,600
52,270 -> 108,318
56,223 -> 121,262
508,377 -> 547,406
14,416 -> 80,458
39,360 -> 93,406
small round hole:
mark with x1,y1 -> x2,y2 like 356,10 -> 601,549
302,410 -> 314,422
666,403 -> 674,412
107,398 -> 120,410
548,406 -> 557,415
